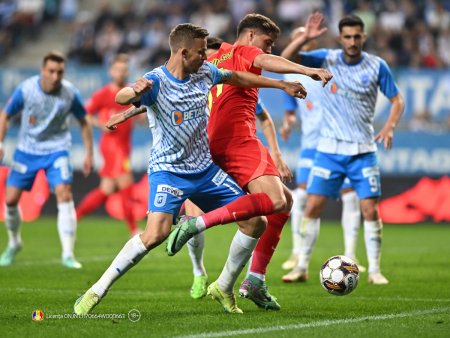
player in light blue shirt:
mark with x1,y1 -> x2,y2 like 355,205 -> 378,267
280,14 -> 405,285
279,23 -> 365,281
74,23 -> 307,315
0,51 -> 94,269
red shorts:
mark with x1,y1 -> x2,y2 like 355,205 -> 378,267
99,142 -> 131,178
209,137 -> 279,190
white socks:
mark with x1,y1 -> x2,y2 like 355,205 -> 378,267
187,232 -> 206,276
364,219 -> 383,274
5,205 -> 22,249
341,191 -> 361,260
194,217 -> 206,232
297,217 -> 320,270
291,188 -> 307,255
218,230 -> 258,293
92,234 -> 148,298
57,201 -> 77,259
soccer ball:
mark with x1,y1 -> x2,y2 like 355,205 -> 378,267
320,255 -> 359,296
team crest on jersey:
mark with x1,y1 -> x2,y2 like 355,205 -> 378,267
171,108 -> 205,125
154,193 -> 167,207
198,81 -> 208,93
360,74 -> 370,85
157,184 -> 184,198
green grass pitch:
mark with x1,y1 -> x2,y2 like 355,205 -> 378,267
1,217 -> 449,337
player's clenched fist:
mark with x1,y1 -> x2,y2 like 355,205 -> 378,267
133,77 -> 153,95
281,80 -> 307,99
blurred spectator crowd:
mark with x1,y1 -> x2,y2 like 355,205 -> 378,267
66,0 -> 450,69
0,0 -> 78,57
1,0 -> 449,69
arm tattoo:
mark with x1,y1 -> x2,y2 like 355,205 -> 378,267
123,106 -> 147,118
220,69 -> 232,82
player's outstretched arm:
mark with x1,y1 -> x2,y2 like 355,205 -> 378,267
116,77 -> 153,105
78,117 -> 94,176
375,93 -> 405,150
0,110 -> 9,161
106,106 -> 147,130
257,109 -> 293,183
253,53 -> 333,87
223,70 -> 307,98
281,12 -> 327,62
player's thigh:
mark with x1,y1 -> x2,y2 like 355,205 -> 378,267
148,171 -> 190,224
141,211 -> 173,249
54,183 -> 73,203
304,193 -> 329,218
306,151 -> 346,199
190,165 -> 245,213
45,151 -> 73,190
247,175 -> 285,201
184,199 -> 204,217
347,152 -> 381,200
6,150 -> 41,192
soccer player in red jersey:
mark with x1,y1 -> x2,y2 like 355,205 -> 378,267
168,14 -> 333,310
76,54 -> 139,235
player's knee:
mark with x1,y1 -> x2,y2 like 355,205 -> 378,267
271,195 -> 288,213
5,197 -> 19,207
140,229 -> 169,249
361,205 -> 379,221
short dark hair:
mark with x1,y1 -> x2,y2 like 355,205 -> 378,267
43,51 -> 66,66
207,36 -> 223,50
111,53 -> 129,65
237,13 -> 280,39
338,15 -> 364,32
169,23 -> 209,52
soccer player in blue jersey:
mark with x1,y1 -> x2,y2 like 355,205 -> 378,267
0,51 -> 94,269
73,23 -> 307,315
279,20 -> 365,282
281,14 -> 405,284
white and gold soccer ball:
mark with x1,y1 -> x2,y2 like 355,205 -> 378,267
320,255 -> 359,296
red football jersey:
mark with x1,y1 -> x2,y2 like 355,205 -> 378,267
85,84 -> 133,153
207,42 -> 264,140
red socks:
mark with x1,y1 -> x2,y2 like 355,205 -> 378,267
120,186 -> 138,233
250,212 -> 290,275
202,193 -> 275,229
76,188 -> 107,220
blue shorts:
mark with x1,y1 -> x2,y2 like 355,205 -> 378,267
296,148 -> 316,185
148,164 -> 244,223
307,151 -> 381,199
7,149 -> 73,191
297,148 -> 353,192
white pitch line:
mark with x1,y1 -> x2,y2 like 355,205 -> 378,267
0,287 -> 175,297
13,255 -> 112,266
175,307 -> 450,338
2,287 -> 450,304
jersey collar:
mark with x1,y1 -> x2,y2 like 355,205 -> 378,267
162,63 -> 190,84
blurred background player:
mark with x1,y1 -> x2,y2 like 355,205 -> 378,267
169,13 -> 332,311
279,16 -> 366,282
0,51 -> 93,268
74,23 -> 307,315
75,53 -> 140,236
185,36 -> 292,300
281,14 -> 405,285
